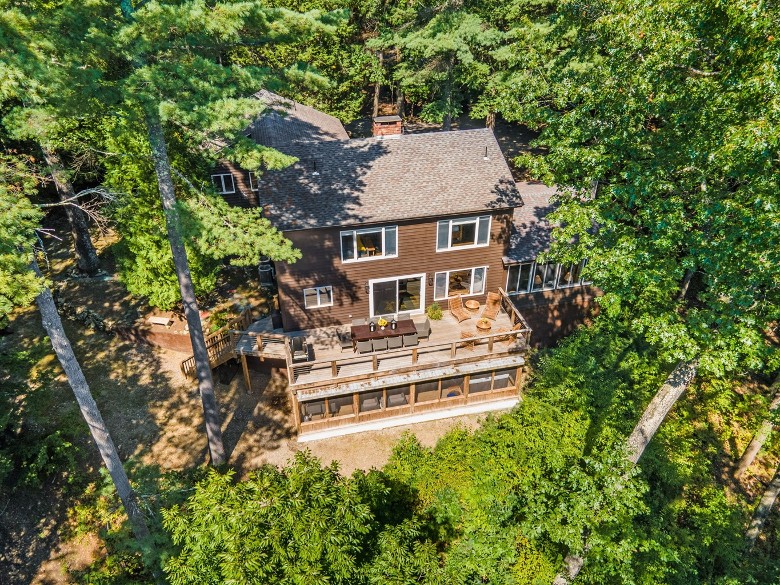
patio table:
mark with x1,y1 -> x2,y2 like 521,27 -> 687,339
351,319 -> 416,344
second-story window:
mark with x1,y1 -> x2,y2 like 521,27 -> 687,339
340,226 -> 398,262
211,173 -> 235,194
436,215 -> 491,251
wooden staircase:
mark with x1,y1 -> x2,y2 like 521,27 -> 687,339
180,308 -> 252,378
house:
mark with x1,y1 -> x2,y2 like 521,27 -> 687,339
208,92 -> 596,438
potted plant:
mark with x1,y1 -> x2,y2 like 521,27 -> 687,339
476,317 -> 492,331
377,317 -> 388,330
426,302 -> 443,320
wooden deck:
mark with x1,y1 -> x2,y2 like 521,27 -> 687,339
228,289 -> 531,391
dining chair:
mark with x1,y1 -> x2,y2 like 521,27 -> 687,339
372,338 -> 388,352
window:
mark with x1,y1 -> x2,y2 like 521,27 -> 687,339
211,173 -> 235,194
433,267 -> 487,300
532,262 -> 558,291
303,286 -> 333,308
369,275 -> 424,317
248,171 -> 259,191
340,226 -> 398,262
506,263 -> 533,294
506,259 -> 588,295
436,216 -> 491,251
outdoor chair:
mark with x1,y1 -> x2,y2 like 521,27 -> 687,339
449,295 -> 471,323
481,292 -> 502,321
338,331 -> 353,353
291,336 -> 309,362
387,336 -> 403,350
372,338 -> 388,352
396,311 -> 412,322
352,318 -> 367,326
387,392 -> 408,407
412,316 -> 431,339
402,332 -> 419,347
459,331 -> 477,351
356,340 -> 373,354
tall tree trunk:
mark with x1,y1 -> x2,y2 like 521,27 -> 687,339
626,360 -> 699,464
442,54 -> 454,131
486,111 -> 496,129
553,360 -> 699,584
32,258 -> 149,540
144,112 -> 226,466
745,466 -> 780,548
734,378 -> 780,480
40,146 -> 101,276
372,51 -> 382,118
395,47 -> 404,118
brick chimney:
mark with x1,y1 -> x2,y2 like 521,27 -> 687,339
372,115 -> 403,137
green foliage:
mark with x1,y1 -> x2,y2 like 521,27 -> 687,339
426,301 -> 443,320
0,343 -> 81,489
163,452 -> 373,585
0,155 -> 44,327
523,0 -> 780,376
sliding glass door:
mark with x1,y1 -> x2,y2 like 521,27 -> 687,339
369,274 -> 425,317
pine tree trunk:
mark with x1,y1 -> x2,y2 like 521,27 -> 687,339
486,111 -> 496,129
395,47 -> 404,118
32,258 -> 150,540
40,146 -> 101,276
745,466 -> 780,548
373,51 -> 382,118
553,359 -> 699,584
442,54 -> 454,131
144,112 -> 226,466
734,378 -> 780,480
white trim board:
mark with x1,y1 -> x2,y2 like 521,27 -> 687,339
297,397 -> 520,442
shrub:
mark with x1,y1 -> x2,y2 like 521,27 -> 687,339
426,302 -> 443,320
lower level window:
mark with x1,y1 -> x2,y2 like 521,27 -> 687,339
506,259 -> 588,294
303,286 -> 333,308
433,267 -> 486,300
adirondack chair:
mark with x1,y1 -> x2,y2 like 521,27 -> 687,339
448,295 -> 471,323
481,292 -> 502,321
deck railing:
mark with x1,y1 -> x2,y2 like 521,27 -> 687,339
286,321 -> 531,389
180,307 -> 253,378
497,287 -> 533,347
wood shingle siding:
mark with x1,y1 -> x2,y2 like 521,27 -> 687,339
275,211 -> 513,331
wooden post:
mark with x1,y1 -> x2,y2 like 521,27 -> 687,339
488,335 -> 494,352
412,348 -> 418,364
382,388 -> 388,410
464,374 -> 470,400
324,398 -> 330,418
353,392 -> 360,419
291,392 -> 302,434
451,342 -> 456,359
372,355 -> 378,371
409,383 -> 416,412
240,353 -> 252,393
331,360 -> 338,377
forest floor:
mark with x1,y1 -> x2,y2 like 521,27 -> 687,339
1,116 -> 512,583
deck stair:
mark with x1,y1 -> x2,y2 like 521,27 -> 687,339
179,308 -> 252,378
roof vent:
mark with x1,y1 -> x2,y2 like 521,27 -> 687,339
483,146 -> 489,161
372,115 -> 403,137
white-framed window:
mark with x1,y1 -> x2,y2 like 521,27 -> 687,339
506,262 -> 533,294
248,171 -> 259,191
303,286 -> 333,309
506,259 -> 588,295
436,215 -> 491,251
211,173 -> 235,194
433,266 -> 487,300
340,226 -> 398,262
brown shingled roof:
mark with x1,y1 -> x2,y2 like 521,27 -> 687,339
259,128 -> 523,231
248,90 -> 349,148
503,185 -> 558,263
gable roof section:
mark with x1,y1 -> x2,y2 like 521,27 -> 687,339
248,90 -> 349,147
503,184 -> 558,264
259,128 -> 522,231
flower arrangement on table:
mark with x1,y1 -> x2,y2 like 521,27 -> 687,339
476,318 -> 492,330
377,317 -> 389,328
